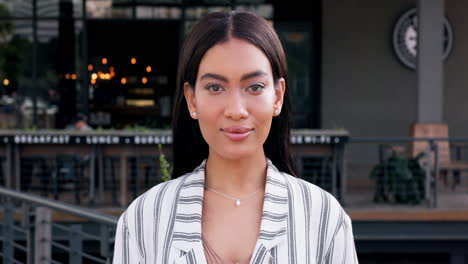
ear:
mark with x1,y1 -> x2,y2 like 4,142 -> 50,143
274,78 -> 286,116
183,82 -> 197,119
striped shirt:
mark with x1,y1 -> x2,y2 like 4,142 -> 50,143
113,158 -> 359,264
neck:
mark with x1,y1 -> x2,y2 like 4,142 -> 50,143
205,150 -> 267,196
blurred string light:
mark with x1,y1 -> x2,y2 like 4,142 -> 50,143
146,66 -> 152,73
142,77 -> 148,84
71,74 -> 77,80
91,73 -> 98,80
3,79 -> 9,86
91,79 -> 96,85
109,66 -> 115,78
88,64 -> 93,71
102,57 -> 108,65
126,99 -> 154,107
65,74 -> 71,79
131,57 -> 136,64
121,77 -> 127,85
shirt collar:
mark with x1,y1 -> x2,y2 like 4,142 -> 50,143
171,157 -> 289,261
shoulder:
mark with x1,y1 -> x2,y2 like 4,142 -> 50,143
280,172 -> 350,240
117,173 -> 189,234
281,172 -> 344,213
119,160 -> 206,232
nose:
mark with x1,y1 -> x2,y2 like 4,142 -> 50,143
224,89 -> 248,120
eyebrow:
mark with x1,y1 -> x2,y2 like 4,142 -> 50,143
199,70 -> 268,82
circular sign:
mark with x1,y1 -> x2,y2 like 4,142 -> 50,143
392,8 -> 453,70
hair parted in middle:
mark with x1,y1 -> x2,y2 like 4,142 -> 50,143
171,10 -> 296,178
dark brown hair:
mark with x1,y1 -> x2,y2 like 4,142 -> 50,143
171,11 -> 296,177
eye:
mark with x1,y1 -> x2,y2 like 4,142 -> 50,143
247,84 -> 265,93
206,84 -> 223,92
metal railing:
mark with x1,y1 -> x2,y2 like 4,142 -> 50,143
0,130 -> 348,207
0,186 -> 118,264
0,131 -> 174,207
345,137 -> 468,209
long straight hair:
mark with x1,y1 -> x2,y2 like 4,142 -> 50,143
171,11 -> 296,178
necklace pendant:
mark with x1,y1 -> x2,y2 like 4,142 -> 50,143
235,200 -> 241,206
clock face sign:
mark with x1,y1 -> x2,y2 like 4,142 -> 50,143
393,8 -> 453,70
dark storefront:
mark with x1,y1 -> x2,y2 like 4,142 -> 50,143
0,0 -> 322,130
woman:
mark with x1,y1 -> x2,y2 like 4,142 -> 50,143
114,11 -> 358,264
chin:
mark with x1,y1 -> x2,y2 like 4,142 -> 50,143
211,145 -> 261,161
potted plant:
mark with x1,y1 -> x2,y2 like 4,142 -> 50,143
370,147 -> 426,204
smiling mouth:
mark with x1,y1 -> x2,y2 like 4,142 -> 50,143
221,128 -> 254,141
221,127 -> 254,133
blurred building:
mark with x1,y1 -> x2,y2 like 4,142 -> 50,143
0,0 -> 321,130
0,0 -> 465,135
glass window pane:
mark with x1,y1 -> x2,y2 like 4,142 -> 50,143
134,0 -> 181,4
136,6 -> 181,19
6,19 -> 86,129
87,20 -> 179,129
0,19 -> 33,128
37,20 -> 61,128
0,0 -> 33,18
86,0 -> 132,18
37,0 -> 83,18
235,4 -> 273,19
236,0 -> 267,4
185,6 -> 229,20
277,25 -> 315,128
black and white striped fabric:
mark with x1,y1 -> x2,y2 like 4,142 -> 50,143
113,158 -> 359,263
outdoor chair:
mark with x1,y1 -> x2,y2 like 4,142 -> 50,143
53,155 -> 89,204
409,123 -> 468,191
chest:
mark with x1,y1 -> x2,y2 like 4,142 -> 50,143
200,191 -> 264,263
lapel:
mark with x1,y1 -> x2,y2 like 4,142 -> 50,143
172,158 -> 290,264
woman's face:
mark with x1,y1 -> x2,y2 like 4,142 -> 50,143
184,38 -> 285,160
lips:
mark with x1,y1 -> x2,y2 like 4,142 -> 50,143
221,126 -> 254,141
221,126 -> 253,133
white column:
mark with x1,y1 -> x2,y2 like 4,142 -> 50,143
417,0 -> 444,123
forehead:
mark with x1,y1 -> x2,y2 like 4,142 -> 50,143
197,38 -> 273,80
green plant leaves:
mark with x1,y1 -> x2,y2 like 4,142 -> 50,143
369,150 -> 426,204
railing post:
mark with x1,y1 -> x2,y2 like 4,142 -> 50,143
98,145 -> 105,203
52,157 -> 59,200
295,155 -> 303,181
337,143 -> 346,204
69,225 -> 83,264
21,203 -> 33,264
34,207 -> 51,264
134,156 -> 139,199
430,140 -> 439,208
108,157 -> 118,206
90,145 -> 97,204
14,144 -> 20,191
120,155 -> 128,207
424,142 -> 432,208
331,145 -> 338,199
5,143 -> 12,189
4,201 -> 14,264
99,224 -> 110,262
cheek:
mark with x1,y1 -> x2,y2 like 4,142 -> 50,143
248,98 -> 274,138
195,96 -> 222,139
249,92 -> 275,117
255,109 -> 274,138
